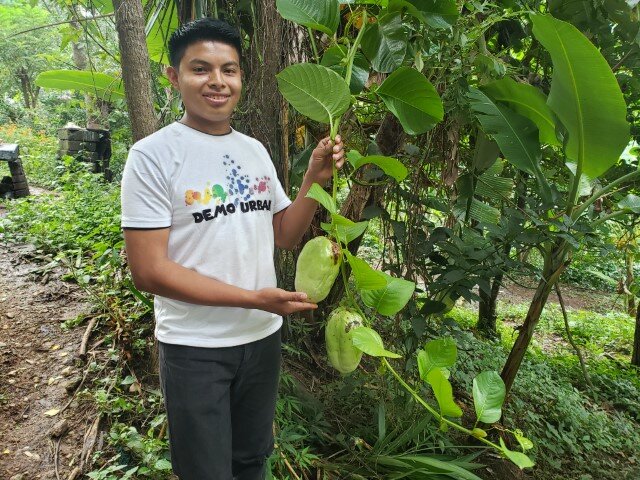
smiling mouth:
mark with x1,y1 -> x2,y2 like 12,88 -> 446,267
203,94 -> 230,104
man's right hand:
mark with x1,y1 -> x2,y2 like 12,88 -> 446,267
255,288 -> 317,316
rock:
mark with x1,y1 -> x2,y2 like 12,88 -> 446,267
48,419 -> 69,438
64,376 -> 81,393
5,312 -> 15,319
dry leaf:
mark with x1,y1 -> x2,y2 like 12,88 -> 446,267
44,408 -> 60,417
50,345 -> 61,351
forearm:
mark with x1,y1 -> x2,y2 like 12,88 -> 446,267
132,257 -> 258,308
275,174 -> 323,249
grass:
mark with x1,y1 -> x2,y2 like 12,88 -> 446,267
446,300 -> 640,479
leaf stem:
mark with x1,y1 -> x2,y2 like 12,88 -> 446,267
344,11 -> 367,88
381,358 -> 505,452
572,169 -> 640,221
308,27 -> 320,64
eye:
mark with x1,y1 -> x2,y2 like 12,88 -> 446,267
193,66 -> 206,73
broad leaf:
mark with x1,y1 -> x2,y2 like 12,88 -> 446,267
481,77 -> 560,146
332,214 -> 369,243
361,12 -> 408,73
305,183 -> 336,214
407,0 -> 458,29
35,70 -> 125,101
321,45 -> 370,94
377,67 -> 443,135
472,131 -> 500,172
618,193 -> 640,213
417,338 -> 457,381
531,14 -> 629,179
513,429 -> 534,451
344,251 -> 388,290
276,0 -> 340,35
473,371 -> 505,424
351,327 -> 402,358
468,87 -> 550,197
145,0 -> 178,64
426,368 -> 462,417
499,438 -> 535,469
350,155 -> 409,181
360,271 -> 415,316
277,63 -> 351,125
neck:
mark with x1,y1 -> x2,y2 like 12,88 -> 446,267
179,114 -> 232,136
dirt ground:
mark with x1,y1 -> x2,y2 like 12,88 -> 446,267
0,242 -> 97,480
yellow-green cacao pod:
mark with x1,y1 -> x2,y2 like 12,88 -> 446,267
325,307 -> 364,374
295,236 -> 341,303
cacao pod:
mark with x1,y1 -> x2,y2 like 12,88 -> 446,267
295,236 -> 341,303
325,307 -> 364,374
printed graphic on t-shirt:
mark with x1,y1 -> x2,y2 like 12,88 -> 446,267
184,154 -> 274,224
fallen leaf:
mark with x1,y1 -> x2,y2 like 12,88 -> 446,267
50,345 -> 61,351
44,409 -> 60,417
2,449 -> 10,454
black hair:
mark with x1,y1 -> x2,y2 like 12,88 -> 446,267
168,18 -> 242,69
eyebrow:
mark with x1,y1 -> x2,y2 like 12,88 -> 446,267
187,59 -> 240,68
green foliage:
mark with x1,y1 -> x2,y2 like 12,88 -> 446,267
531,13 -> 629,179
35,70 -> 126,102
446,301 -> 640,478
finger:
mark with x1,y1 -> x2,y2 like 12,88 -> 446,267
289,301 -> 318,312
290,291 -> 309,302
335,158 -> 345,169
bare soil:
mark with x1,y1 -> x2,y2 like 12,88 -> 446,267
0,242 -> 97,480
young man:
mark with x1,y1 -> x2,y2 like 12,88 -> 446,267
120,18 -> 344,480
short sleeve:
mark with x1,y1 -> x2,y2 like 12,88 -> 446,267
121,148 -> 173,228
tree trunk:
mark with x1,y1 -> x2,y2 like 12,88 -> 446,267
626,251 -> 636,317
501,243 -> 568,394
632,302 -> 640,367
18,68 -> 31,109
478,273 -> 502,336
113,0 -> 158,141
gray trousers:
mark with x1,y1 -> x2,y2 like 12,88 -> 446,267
158,329 -> 281,480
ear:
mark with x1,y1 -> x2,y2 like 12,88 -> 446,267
166,65 -> 179,89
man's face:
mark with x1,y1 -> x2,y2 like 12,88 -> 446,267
167,40 -> 241,134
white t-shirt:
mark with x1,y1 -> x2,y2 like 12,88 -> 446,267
121,122 -> 291,348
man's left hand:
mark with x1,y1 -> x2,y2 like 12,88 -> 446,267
305,135 -> 345,186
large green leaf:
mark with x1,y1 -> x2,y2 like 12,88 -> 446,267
377,66 -> 443,135
349,153 -> 409,181
426,368 -> 462,417
618,193 -> 640,213
277,63 -> 351,126
499,438 -> 535,469
361,12 -> 408,73
344,251 -> 388,290
406,0 -> 458,29
305,183 -> 337,214
468,87 -> 550,196
360,271 -> 415,316
417,338 -> 457,381
35,70 -> 125,101
321,46 -> 370,94
145,1 -> 178,65
531,14 -> 629,178
472,371 -> 505,424
329,214 -> 369,244
351,327 -> 402,358
276,0 -> 339,35
481,77 -> 560,146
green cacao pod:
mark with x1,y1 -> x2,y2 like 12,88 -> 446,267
325,307 -> 364,374
295,236 -> 342,303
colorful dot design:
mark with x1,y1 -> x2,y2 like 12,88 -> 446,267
185,154 -> 271,207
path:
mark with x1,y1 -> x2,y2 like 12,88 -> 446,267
0,242 -> 96,480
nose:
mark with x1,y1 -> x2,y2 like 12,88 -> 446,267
208,69 -> 225,88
